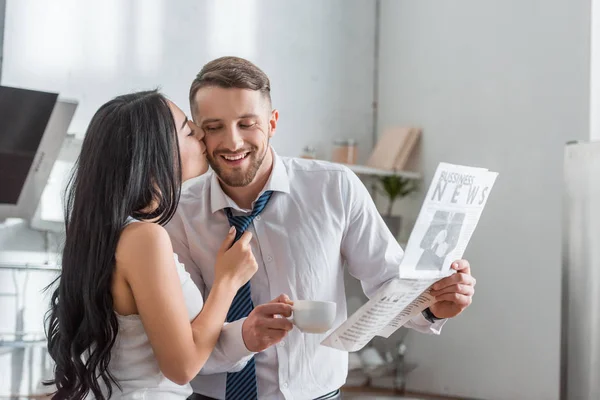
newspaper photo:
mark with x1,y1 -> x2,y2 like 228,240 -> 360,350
321,162 -> 498,352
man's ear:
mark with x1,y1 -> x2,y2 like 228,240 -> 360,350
268,109 -> 279,138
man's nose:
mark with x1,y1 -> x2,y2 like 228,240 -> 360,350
221,126 -> 245,151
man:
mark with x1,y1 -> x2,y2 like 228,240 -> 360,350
166,56 -> 476,400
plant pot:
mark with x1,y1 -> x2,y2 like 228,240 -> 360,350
382,215 -> 402,239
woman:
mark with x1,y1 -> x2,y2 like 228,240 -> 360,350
45,90 -> 257,399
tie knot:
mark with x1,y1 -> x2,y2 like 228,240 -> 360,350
252,190 -> 274,216
225,190 -> 274,241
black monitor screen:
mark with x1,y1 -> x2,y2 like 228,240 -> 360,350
0,86 -> 58,204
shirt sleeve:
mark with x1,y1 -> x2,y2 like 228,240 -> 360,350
339,167 -> 446,334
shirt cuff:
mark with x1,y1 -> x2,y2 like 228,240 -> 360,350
408,312 -> 447,335
220,318 -> 257,362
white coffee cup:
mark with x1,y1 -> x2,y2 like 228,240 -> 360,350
290,300 -> 336,334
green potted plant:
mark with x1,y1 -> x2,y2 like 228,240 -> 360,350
375,175 -> 418,239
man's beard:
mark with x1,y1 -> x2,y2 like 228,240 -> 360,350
207,142 -> 269,187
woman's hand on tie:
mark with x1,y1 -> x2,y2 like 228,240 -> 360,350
214,227 -> 258,291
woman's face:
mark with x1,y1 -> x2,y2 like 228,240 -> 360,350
169,101 -> 208,181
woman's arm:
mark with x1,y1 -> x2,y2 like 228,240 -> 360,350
115,222 -> 256,385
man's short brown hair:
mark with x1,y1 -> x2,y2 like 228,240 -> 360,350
189,56 -> 271,106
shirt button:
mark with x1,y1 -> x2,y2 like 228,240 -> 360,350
255,215 -> 261,221
278,341 -> 285,347
266,255 -> 273,262
282,382 -> 289,389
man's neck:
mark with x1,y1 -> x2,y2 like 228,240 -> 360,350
221,149 -> 274,210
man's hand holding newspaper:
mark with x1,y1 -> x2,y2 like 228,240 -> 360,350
428,259 -> 475,319
321,162 -> 498,352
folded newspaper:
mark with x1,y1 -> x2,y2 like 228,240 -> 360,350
321,162 -> 498,352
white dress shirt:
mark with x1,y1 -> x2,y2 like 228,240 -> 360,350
165,150 -> 445,400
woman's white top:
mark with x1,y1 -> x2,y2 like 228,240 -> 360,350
101,217 -> 203,399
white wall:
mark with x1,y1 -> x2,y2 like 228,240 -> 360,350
591,0 -> 600,141
377,1 -> 591,399
1,0 -> 376,162
0,1 -> 376,395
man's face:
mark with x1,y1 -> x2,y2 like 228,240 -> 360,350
192,87 -> 278,187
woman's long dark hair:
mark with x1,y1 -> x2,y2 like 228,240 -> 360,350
45,90 -> 182,399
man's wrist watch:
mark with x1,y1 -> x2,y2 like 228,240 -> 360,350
422,307 -> 442,323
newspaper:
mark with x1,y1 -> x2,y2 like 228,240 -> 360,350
321,162 -> 498,352
400,162 -> 498,279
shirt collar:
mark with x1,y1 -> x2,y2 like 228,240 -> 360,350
210,148 -> 290,214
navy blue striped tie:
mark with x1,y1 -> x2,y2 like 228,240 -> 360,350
224,190 -> 273,400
